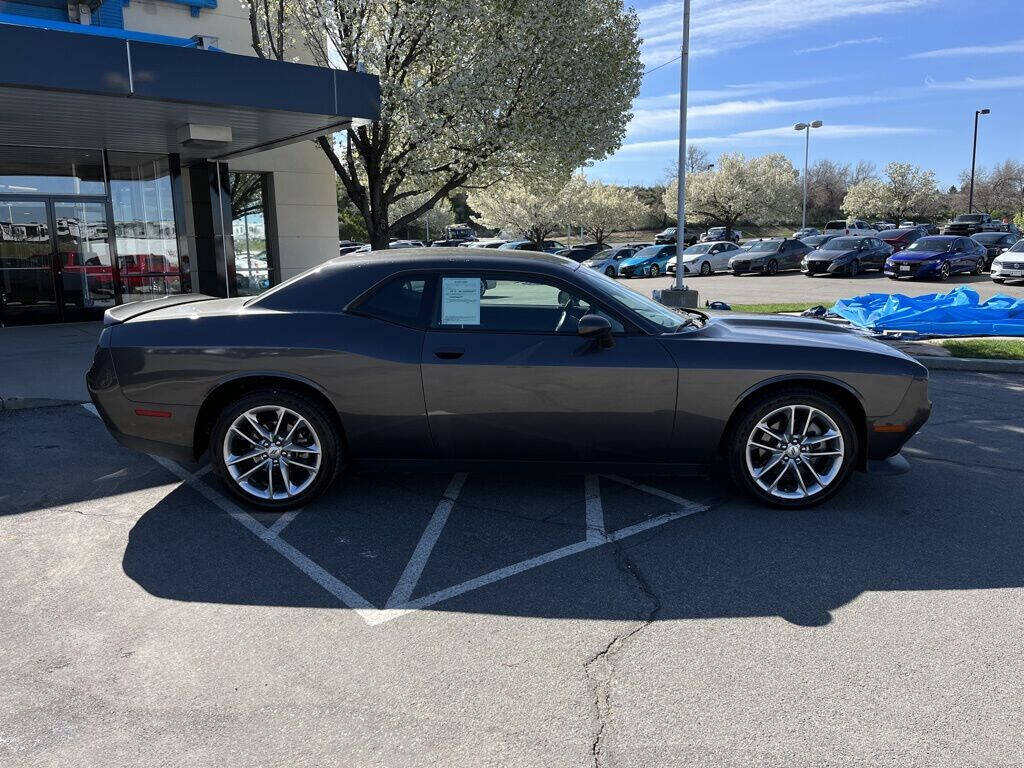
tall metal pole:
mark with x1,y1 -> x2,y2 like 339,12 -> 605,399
673,0 -> 691,291
969,110 -> 982,213
801,126 -> 810,229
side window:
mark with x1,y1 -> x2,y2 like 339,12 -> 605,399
355,276 -> 428,326
433,275 -> 624,334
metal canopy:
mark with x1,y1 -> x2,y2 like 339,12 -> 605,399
0,24 -> 380,160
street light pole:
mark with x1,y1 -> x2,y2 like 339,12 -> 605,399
968,108 -> 990,213
794,120 -> 822,230
673,0 -> 691,292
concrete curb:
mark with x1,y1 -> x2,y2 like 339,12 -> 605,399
910,356 -> 1024,373
0,396 -> 87,412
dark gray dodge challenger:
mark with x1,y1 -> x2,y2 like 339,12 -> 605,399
87,248 -> 931,510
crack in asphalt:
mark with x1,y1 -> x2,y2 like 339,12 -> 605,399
584,535 -> 662,768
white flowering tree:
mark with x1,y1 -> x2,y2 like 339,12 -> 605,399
662,153 -> 801,238
842,162 -> 941,222
469,175 -> 582,245
248,0 -> 642,248
574,177 -> 647,244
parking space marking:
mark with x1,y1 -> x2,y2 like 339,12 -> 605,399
385,472 -> 467,609
82,405 -> 710,627
585,474 -> 605,542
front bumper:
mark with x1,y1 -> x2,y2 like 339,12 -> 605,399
802,258 -> 849,275
991,260 -> 1024,280
884,260 -> 940,278
865,376 -> 931,463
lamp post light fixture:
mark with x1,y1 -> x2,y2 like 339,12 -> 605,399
794,120 -> 823,230
968,108 -> 990,213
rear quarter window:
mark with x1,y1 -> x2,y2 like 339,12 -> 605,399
353,276 -> 429,327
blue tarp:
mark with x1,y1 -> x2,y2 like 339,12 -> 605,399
832,287 -> 1024,336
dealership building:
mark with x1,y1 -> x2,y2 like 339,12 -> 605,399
0,0 -> 379,325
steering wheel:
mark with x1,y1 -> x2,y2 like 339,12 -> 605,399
555,291 -> 588,333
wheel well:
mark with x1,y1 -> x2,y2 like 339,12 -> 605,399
193,376 -> 344,460
719,379 -> 867,470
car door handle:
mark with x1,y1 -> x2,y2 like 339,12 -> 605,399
433,347 -> 465,360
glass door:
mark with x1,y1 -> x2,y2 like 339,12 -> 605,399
52,199 -> 117,320
0,199 -> 59,325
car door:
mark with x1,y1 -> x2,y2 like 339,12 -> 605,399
420,271 -> 678,463
708,244 -> 731,271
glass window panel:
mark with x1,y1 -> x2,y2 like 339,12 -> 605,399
107,152 -> 180,277
0,146 -> 105,195
231,172 -> 275,296
120,274 -> 183,304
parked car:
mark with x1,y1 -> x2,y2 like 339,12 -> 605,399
944,213 -> 1000,237
873,222 -> 897,231
823,219 -> 878,237
499,239 -> 566,253
352,240 -> 423,253
989,238 -> 1024,284
972,231 -> 1019,269
879,227 -> 923,253
617,244 -> 676,277
88,247 -> 931,510
581,246 -> 643,277
667,241 -> 740,276
654,226 -> 700,246
339,240 -> 363,256
884,235 -> 986,281
729,238 -> 811,275
701,226 -> 742,243
792,227 -> 820,239
802,236 -> 891,277
568,242 -> 612,260
460,238 -> 506,248
800,234 -> 839,249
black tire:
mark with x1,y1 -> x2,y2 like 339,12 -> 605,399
765,259 -> 779,276
700,261 -> 712,276
848,259 -> 860,277
209,389 -> 342,511
605,267 -> 616,277
937,262 -> 951,281
972,258 -> 984,276
888,275 -> 899,280
993,278 -> 1006,284
726,388 -> 858,509
649,264 -> 660,278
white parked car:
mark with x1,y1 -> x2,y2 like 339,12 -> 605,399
823,219 -> 878,237
990,239 -> 1024,284
459,238 -> 506,248
667,241 -> 741,276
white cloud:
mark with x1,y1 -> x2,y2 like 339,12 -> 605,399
615,124 -> 932,154
923,75 -> 1024,91
906,39 -> 1024,59
795,37 -> 884,55
638,0 -> 934,65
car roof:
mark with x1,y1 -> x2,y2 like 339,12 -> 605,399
330,246 -> 580,271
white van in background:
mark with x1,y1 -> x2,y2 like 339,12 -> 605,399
823,219 -> 878,237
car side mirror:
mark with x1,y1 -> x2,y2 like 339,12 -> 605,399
578,314 -> 614,348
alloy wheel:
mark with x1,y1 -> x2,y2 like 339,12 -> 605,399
649,264 -> 660,277
849,259 -> 859,277
767,260 -> 778,275
700,261 -> 712,276
744,404 -> 845,501
223,405 -> 323,501
605,267 -> 615,277
939,262 -> 951,281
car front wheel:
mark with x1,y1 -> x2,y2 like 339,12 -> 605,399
700,261 -> 712,276
727,389 -> 857,509
605,267 -> 616,277
210,389 -> 341,510
649,264 -> 660,277
937,262 -> 951,281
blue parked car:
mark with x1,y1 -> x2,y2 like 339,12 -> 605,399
498,239 -> 566,254
884,235 -> 986,281
617,244 -> 676,278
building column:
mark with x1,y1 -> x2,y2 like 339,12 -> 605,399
187,160 -> 235,297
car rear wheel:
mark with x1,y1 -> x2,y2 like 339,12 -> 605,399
210,390 -> 341,511
993,278 -> 1005,284
848,259 -> 860,277
700,261 -> 712,276
972,259 -> 984,276
649,264 -> 660,277
727,389 -> 857,509
605,267 -> 616,277
765,259 -> 779,276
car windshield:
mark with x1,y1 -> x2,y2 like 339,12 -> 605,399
973,232 -> 1006,243
907,237 -> 952,251
1008,240 -> 1024,253
576,269 -> 692,331
955,215 -> 984,223
747,241 -> 781,253
659,228 -> 675,235
707,228 -> 725,235
631,246 -> 663,259
884,229 -> 917,239
802,235 -> 832,246
821,237 -> 859,250
683,244 -> 712,254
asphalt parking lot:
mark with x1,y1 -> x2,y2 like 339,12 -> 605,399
627,270 -> 1024,306
2,370 -> 1023,767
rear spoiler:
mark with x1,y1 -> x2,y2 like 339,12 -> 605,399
103,294 -> 216,326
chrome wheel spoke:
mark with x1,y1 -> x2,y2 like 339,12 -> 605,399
224,405 -> 322,501
804,450 -> 842,457
284,442 -> 320,455
748,441 -> 779,452
283,457 -> 318,471
802,430 -> 839,445
757,424 -> 785,443
746,404 -> 844,500
237,458 -> 270,482
227,448 -> 264,466
270,406 -> 286,438
230,426 -> 260,446
279,460 -> 293,496
800,455 -> 824,485
244,412 -> 273,441
754,452 -> 784,478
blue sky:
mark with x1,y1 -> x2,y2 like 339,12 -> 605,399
590,0 -> 1024,188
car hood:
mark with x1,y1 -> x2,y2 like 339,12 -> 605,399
889,250 -> 947,262
806,249 -> 857,261
730,251 -> 774,260
700,313 -> 923,368
620,255 -> 654,266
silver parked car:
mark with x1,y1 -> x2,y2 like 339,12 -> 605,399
667,241 -> 740,276
581,245 -> 643,277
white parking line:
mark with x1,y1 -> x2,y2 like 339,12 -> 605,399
385,472 -> 467,609
82,405 -> 709,627
584,474 -> 605,542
